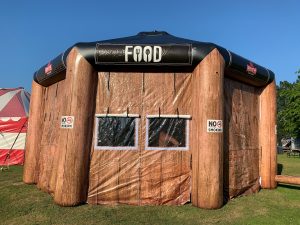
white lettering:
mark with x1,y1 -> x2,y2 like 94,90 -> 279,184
125,46 -> 133,62
133,46 -> 143,62
124,45 -> 162,63
143,46 -> 152,62
153,46 -> 162,62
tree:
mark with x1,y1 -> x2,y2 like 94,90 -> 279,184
277,71 -> 300,141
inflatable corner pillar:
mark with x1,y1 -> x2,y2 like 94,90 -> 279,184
53,48 -> 97,206
191,48 -> 225,209
259,80 -> 277,189
23,80 -> 45,184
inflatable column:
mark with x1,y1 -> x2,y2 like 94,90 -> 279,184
23,81 -> 44,184
54,48 -> 97,206
259,80 -> 277,189
191,49 -> 225,209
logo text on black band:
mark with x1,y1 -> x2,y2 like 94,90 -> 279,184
95,44 -> 192,65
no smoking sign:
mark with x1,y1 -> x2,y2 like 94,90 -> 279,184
61,116 -> 74,129
207,119 -> 223,133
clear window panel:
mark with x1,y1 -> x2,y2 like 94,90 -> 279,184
147,118 -> 187,149
96,117 -> 136,147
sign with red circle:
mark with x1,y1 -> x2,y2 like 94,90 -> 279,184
207,119 -> 223,133
61,116 -> 74,129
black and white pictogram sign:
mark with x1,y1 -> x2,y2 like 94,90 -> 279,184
61,116 -> 74,129
207,119 -> 223,133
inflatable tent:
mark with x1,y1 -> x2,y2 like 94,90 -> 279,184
0,88 -> 30,166
23,31 -> 277,209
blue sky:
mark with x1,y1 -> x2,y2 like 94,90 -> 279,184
0,0 -> 299,92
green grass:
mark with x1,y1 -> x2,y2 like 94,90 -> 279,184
1,159 -> 300,225
278,153 -> 300,176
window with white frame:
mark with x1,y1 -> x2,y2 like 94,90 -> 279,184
95,114 -> 139,150
145,115 -> 190,150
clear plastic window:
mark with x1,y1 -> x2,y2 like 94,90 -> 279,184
146,117 -> 189,150
95,116 -> 138,150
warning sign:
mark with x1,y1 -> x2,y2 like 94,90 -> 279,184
61,116 -> 74,129
207,119 -> 223,133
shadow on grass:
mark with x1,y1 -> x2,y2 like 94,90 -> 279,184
278,184 -> 300,190
277,163 -> 283,175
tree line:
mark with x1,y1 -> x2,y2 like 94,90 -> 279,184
277,70 -> 300,142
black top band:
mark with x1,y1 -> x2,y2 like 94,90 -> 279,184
34,31 -> 274,87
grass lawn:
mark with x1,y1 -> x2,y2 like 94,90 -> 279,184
0,155 -> 300,225
278,153 -> 300,176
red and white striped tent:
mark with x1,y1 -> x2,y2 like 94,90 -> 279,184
0,87 -> 30,165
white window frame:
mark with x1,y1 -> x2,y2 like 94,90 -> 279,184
94,113 -> 139,150
145,114 -> 191,151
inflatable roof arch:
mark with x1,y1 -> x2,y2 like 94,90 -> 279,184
34,31 -> 274,87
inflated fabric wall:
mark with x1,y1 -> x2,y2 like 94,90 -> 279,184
88,72 -> 191,205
